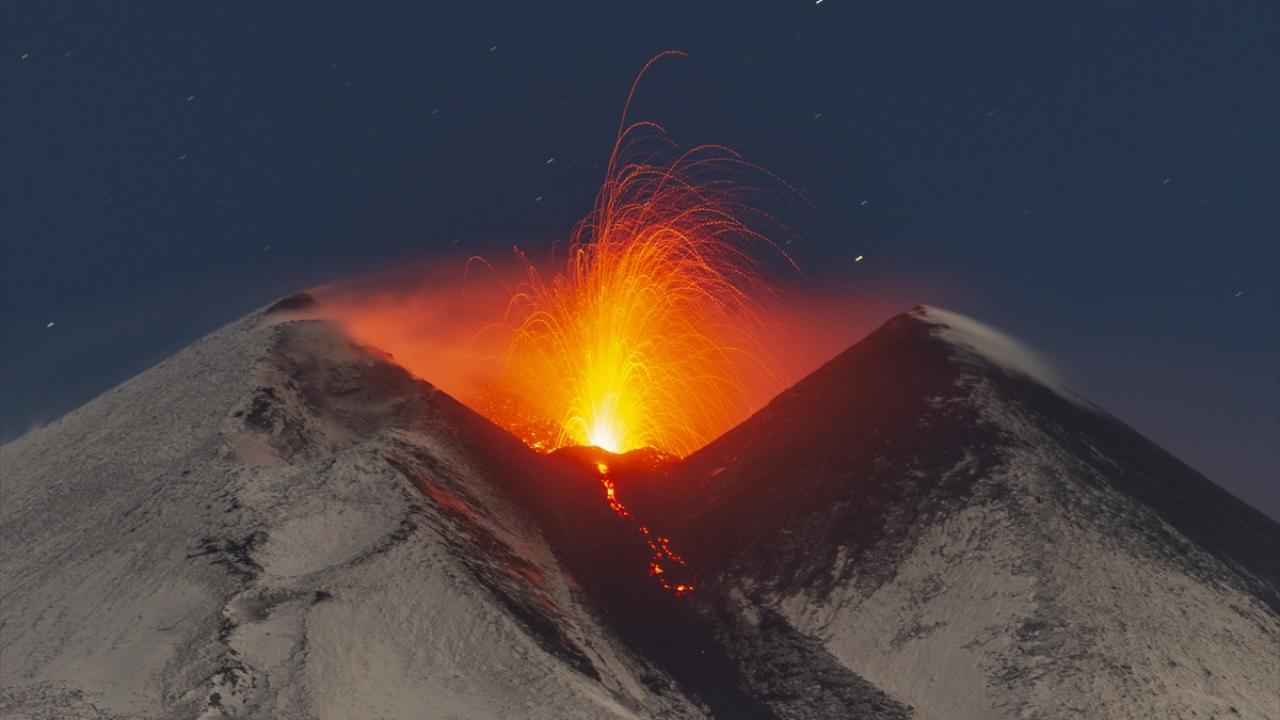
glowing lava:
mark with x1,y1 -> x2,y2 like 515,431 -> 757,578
594,461 -> 696,596
488,51 -> 796,457
315,54 -> 814,599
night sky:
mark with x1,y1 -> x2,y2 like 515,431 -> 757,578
2,3 -> 1277,518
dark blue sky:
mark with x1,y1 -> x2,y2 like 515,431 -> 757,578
2,2 -> 1277,517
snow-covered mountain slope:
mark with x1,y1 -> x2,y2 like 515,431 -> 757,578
0,295 -> 706,720
637,306 -> 1280,720
5,298 -> 1276,719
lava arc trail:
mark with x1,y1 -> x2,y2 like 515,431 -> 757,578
486,50 -> 798,458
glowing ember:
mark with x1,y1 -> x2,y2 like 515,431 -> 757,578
488,51 -> 796,457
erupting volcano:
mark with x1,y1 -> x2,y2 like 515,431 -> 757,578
472,52 -> 802,598
5,1 -> 1278,715
485,51 -> 797,458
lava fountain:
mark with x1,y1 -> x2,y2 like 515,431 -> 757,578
486,51 -> 798,457
310,52 -> 812,597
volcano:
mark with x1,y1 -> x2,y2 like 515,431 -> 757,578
2,296 -> 1276,719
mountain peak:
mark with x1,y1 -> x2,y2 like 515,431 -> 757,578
629,305 -> 1280,718
906,306 -> 1080,402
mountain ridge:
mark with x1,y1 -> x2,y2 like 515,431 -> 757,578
617,305 -> 1280,719
2,298 -> 1276,720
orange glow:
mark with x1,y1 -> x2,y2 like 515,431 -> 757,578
487,51 -> 797,457
291,54 -> 950,600
305,56 -> 931,458
311,271 -> 919,455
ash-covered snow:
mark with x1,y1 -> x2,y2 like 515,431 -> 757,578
0,299 -> 703,720
777,376 -> 1280,720
660,306 -> 1280,720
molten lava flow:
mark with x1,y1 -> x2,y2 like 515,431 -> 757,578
594,462 -> 696,596
488,51 -> 796,458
